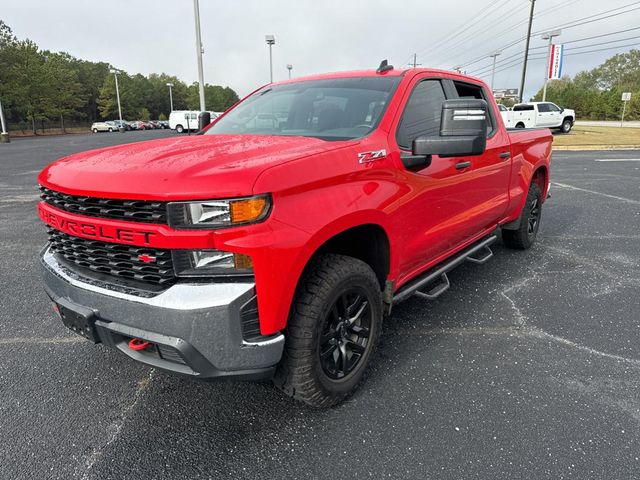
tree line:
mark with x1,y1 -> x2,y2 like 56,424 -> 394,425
0,20 -> 239,131
529,49 -> 640,120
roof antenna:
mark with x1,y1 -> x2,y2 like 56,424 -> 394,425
376,59 -> 394,74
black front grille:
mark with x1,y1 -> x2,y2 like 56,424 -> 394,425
40,187 -> 167,224
48,229 -> 176,286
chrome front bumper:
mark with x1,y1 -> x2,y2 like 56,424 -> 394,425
40,247 -> 285,380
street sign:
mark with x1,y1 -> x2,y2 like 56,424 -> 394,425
548,44 -> 564,80
621,93 -> 632,126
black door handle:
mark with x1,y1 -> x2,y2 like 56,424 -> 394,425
455,161 -> 471,170
499,151 -> 511,159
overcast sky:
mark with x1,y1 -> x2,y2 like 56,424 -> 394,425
2,0 -> 639,100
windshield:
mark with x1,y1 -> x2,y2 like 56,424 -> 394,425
205,76 -> 401,141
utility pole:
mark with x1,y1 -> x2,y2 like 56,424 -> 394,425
489,51 -> 501,91
541,30 -> 562,101
519,0 -> 536,103
193,0 -> 206,112
412,53 -> 421,68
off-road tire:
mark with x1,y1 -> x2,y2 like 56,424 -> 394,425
502,183 -> 542,250
274,254 -> 383,408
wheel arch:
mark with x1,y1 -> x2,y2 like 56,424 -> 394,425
313,223 -> 391,291
532,165 -> 549,199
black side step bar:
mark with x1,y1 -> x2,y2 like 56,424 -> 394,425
393,235 -> 497,304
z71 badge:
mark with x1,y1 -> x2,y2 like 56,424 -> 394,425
357,149 -> 387,164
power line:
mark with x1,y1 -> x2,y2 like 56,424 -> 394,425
470,34 -> 640,75
427,0 -> 523,65
564,41 -> 640,56
458,1 -> 640,70
470,31 -> 640,77
532,2 -> 640,35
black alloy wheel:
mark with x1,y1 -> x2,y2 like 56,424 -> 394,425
527,197 -> 541,239
319,288 -> 372,380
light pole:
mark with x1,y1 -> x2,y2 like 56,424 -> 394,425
0,93 -> 9,143
286,64 -> 292,79
489,51 -> 501,91
166,83 -> 174,112
541,29 -> 562,102
266,35 -> 275,83
193,0 -> 206,111
110,68 -> 123,126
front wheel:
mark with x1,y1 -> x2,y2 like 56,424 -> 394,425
561,119 -> 572,133
502,183 -> 542,250
92,128 -> 98,133
274,254 -> 383,408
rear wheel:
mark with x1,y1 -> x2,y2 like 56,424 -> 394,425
515,122 -> 525,129
176,124 -> 184,133
274,254 -> 383,408
108,127 -> 113,132
502,183 -> 542,250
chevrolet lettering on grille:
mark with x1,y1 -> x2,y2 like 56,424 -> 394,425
39,204 -> 156,245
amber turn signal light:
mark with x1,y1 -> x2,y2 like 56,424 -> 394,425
230,197 -> 268,224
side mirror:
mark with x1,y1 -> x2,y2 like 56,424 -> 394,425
412,99 -> 488,157
560,107 -> 564,113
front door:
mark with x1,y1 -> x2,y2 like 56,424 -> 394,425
388,76 -> 480,282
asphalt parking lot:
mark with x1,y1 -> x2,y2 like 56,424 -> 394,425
1,130 -> 639,479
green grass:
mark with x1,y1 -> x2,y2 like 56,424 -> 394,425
553,125 -> 640,148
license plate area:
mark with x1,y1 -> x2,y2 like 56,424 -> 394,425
56,300 -> 99,343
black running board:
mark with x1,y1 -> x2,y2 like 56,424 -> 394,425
392,235 -> 497,304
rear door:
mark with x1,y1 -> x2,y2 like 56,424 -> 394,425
389,76 -> 478,279
546,103 -> 563,127
536,103 -> 553,127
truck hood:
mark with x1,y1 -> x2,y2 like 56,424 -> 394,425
39,134 -> 352,200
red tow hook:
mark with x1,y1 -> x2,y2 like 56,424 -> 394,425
128,338 -> 152,351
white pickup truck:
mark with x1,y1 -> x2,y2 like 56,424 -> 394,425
500,102 -> 575,133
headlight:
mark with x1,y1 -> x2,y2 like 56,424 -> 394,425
172,249 -> 253,277
167,195 -> 271,229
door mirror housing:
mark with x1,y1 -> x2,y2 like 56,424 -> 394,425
412,99 -> 488,157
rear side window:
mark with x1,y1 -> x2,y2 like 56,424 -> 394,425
537,103 -> 550,113
452,81 -> 494,134
396,80 -> 446,149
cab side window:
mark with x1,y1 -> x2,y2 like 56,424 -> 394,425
396,80 -> 446,150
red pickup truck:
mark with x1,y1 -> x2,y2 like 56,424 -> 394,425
38,63 -> 551,407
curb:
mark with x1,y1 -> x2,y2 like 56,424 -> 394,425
553,145 -> 640,151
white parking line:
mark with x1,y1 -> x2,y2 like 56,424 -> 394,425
594,159 -> 640,162
551,182 -> 640,205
